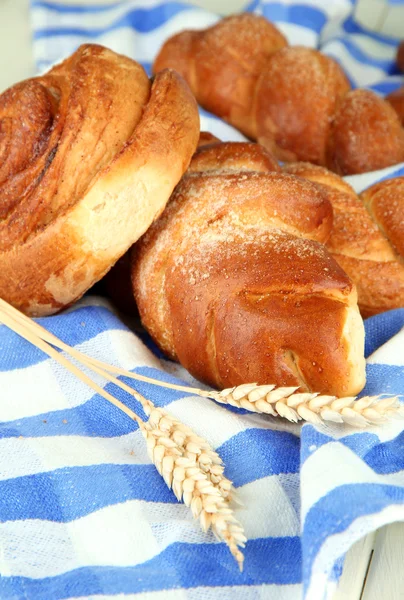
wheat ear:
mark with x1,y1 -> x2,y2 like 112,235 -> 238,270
0,303 -> 245,569
0,298 -> 401,428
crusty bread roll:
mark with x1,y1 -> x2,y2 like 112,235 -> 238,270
154,13 -> 287,138
326,89 -> 404,175
387,86 -> 404,127
0,44 -> 199,316
132,142 -> 366,396
255,47 -> 350,164
154,15 -> 404,174
284,162 -> 404,316
361,176 -> 404,260
190,140 -> 281,173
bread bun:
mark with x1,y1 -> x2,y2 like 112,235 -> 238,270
255,47 -> 351,164
189,141 -> 280,173
132,142 -> 366,396
0,44 -> 199,316
326,89 -> 404,175
154,14 -> 287,138
361,176 -> 404,259
284,162 -> 404,316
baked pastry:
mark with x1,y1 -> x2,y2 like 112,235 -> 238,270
284,163 -> 404,316
131,142 -> 366,396
154,13 -> 288,138
361,176 -> 404,259
386,86 -> 404,127
326,89 -> 404,175
154,15 -> 404,174
0,44 -> 199,316
254,46 -> 350,164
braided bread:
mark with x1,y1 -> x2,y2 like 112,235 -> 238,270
0,44 -> 199,316
131,141 -> 365,396
283,163 -> 404,316
154,14 -> 404,174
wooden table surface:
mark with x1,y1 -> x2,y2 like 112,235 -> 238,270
1,1 -> 402,599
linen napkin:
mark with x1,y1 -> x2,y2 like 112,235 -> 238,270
0,1 -> 403,599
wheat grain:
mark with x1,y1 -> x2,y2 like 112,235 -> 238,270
141,405 -> 245,568
0,303 -> 245,569
208,386 -> 402,427
0,300 -> 401,428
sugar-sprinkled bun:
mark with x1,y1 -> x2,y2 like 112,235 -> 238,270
326,89 -> 404,175
255,47 -> 351,165
154,14 -> 287,138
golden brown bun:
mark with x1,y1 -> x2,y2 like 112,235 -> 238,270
0,44 -> 199,316
132,142 -> 365,396
153,16 -> 404,174
397,41 -> 404,72
189,141 -> 280,173
386,86 -> 404,126
255,47 -> 351,164
284,162 -> 404,316
361,177 -> 404,259
326,89 -> 404,175
154,13 -> 287,138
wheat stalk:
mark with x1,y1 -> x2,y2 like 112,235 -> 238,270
0,303 -> 245,569
0,299 -> 401,429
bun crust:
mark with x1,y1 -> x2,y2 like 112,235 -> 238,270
132,142 -> 365,396
0,44 -> 199,315
154,14 -> 287,138
284,162 -> 404,316
153,17 -> 404,175
255,47 -> 350,164
326,89 -> 404,175
361,176 -> 404,259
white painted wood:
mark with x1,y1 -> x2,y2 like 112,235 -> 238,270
361,523 -> 404,600
333,533 -> 375,600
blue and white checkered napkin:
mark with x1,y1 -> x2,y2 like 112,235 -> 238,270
0,1 -> 403,599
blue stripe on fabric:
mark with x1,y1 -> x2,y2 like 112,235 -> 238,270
369,80 -> 404,95
301,425 -> 404,472
219,428 -> 300,485
0,366 -> 194,440
342,15 -> 399,46
0,537 -> 301,597
303,483 -> 404,591
329,37 -> 398,72
0,306 -> 127,371
33,3 -> 199,38
364,308 -> 404,357
0,425 -> 300,525
302,424 -> 404,475
32,0 -> 126,12
31,0 -> 188,14
375,165 -> 404,183
260,3 -> 326,34
0,464 -> 176,522
361,363 -> 404,398
0,391 -> 139,439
